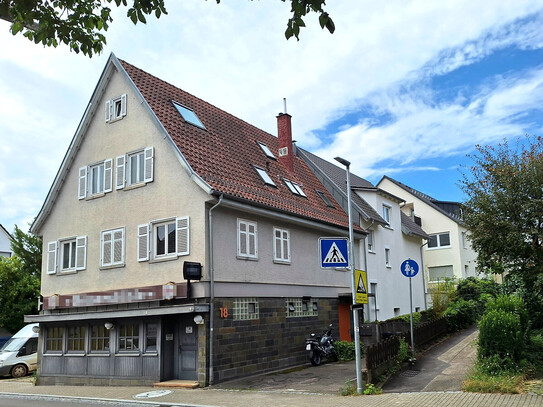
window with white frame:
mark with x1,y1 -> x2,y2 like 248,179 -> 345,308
233,298 -> 259,320
367,230 -> 374,252
78,159 -> 113,199
257,141 -> 276,160
286,298 -> 318,317
428,265 -> 454,282
382,204 -> 391,224
47,236 -> 87,274
137,217 -> 189,262
116,147 -> 154,189
428,232 -> 451,249
385,247 -> 391,267
101,227 -> 125,267
105,94 -> 127,123
253,166 -> 276,187
273,227 -> 290,263
237,219 -> 258,259
284,179 -> 306,197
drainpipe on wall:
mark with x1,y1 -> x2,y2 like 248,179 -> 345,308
207,194 -> 223,386
420,240 -> 429,310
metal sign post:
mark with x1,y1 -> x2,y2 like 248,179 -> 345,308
334,156 -> 363,394
401,259 -> 419,362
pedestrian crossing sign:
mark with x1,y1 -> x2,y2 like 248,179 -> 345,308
355,269 -> 368,304
319,238 -> 349,268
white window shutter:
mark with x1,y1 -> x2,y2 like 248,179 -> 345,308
116,155 -> 125,190
113,228 -> 124,264
105,100 -> 111,122
78,167 -> 87,199
104,159 -> 113,193
47,241 -> 57,274
176,216 -> 189,256
75,236 -> 87,270
138,224 -> 149,261
144,147 -> 154,183
120,94 -> 127,117
101,231 -> 112,266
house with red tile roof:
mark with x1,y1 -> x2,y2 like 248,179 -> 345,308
27,54 -> 366,386
299,150 -> 430,321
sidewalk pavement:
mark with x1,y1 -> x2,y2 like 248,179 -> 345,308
0,379 -> 541,407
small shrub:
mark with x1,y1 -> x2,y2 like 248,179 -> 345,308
397,337 -> 408,363
443,298 -> 477,332
335,341 -> 364,361
340,380 -> 357,396
478,309 -> 524,363
363,383 -> 382,395
485,295 -> 529,339
398,312 -> 422,325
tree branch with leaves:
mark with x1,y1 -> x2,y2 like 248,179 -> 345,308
0,0 -> 334,57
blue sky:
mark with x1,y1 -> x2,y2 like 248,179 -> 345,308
1,0 -> 543,234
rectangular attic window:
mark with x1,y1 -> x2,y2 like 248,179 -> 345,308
253,166 -> 276,186
172,101 -> 206,129
316,190 -> 334,207
284,179 -> 306,197
257,142 -> 276,159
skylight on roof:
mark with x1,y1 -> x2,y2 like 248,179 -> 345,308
284,179 -> 306,197
257,142 -> 276,159
316,190 -> 334,207
172,101 -> 206,129
254,166 -> 276,186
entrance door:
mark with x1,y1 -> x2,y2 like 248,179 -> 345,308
177,318 -> 198,380
338,303 -> 352,341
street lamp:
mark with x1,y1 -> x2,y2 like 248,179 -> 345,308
334,156 -> 363,394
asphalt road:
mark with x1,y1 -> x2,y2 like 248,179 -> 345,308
0,394 -> 166,407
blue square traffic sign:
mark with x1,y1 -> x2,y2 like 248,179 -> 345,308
319,238 -> 349,268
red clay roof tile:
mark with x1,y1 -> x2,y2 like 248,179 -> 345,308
119,59 -> 359,231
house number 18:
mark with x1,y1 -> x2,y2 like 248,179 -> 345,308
220,307 -> 229,318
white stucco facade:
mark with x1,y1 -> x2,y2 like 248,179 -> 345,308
357,190 -> 426,322
378,177 -> 478,287
0,225 -> 12,257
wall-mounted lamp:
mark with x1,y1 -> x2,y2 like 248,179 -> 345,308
104,322 -> 114,330
193,315 -> 204,325
31,325 -> 40,334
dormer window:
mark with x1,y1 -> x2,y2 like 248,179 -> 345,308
284,179 -> 306,197
105,94 -> 127,123
253,166 -> 276,186
257,142 -> 276,160
172,101 -> 206,129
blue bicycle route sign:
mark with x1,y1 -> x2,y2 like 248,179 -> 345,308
400,259 -> 419,278
319,238 -> 349,268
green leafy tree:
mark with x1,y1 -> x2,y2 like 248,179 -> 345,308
0,0 -> 334,57
0,225 -> 41,333
461,136 -> 543,327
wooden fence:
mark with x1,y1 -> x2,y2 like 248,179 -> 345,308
365,317 -> 448,372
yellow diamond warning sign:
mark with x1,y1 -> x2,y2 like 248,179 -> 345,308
355,269 -> 368,304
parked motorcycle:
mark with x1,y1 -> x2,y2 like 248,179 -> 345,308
305,324 -> 338,366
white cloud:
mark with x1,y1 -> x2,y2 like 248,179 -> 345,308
1,0 -> 543,232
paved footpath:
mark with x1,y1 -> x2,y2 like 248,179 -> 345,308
383,324 -> 479,392
0,379 -> 541,407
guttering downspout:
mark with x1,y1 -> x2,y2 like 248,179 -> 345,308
207,194 -> 223,385
420,240 -> 429,310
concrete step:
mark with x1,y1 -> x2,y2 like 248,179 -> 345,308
154,380 -> 199,389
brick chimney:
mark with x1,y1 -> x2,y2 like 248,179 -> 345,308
277,112 -> 294,174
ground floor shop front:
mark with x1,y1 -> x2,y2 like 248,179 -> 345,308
28,296 -> 353,386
